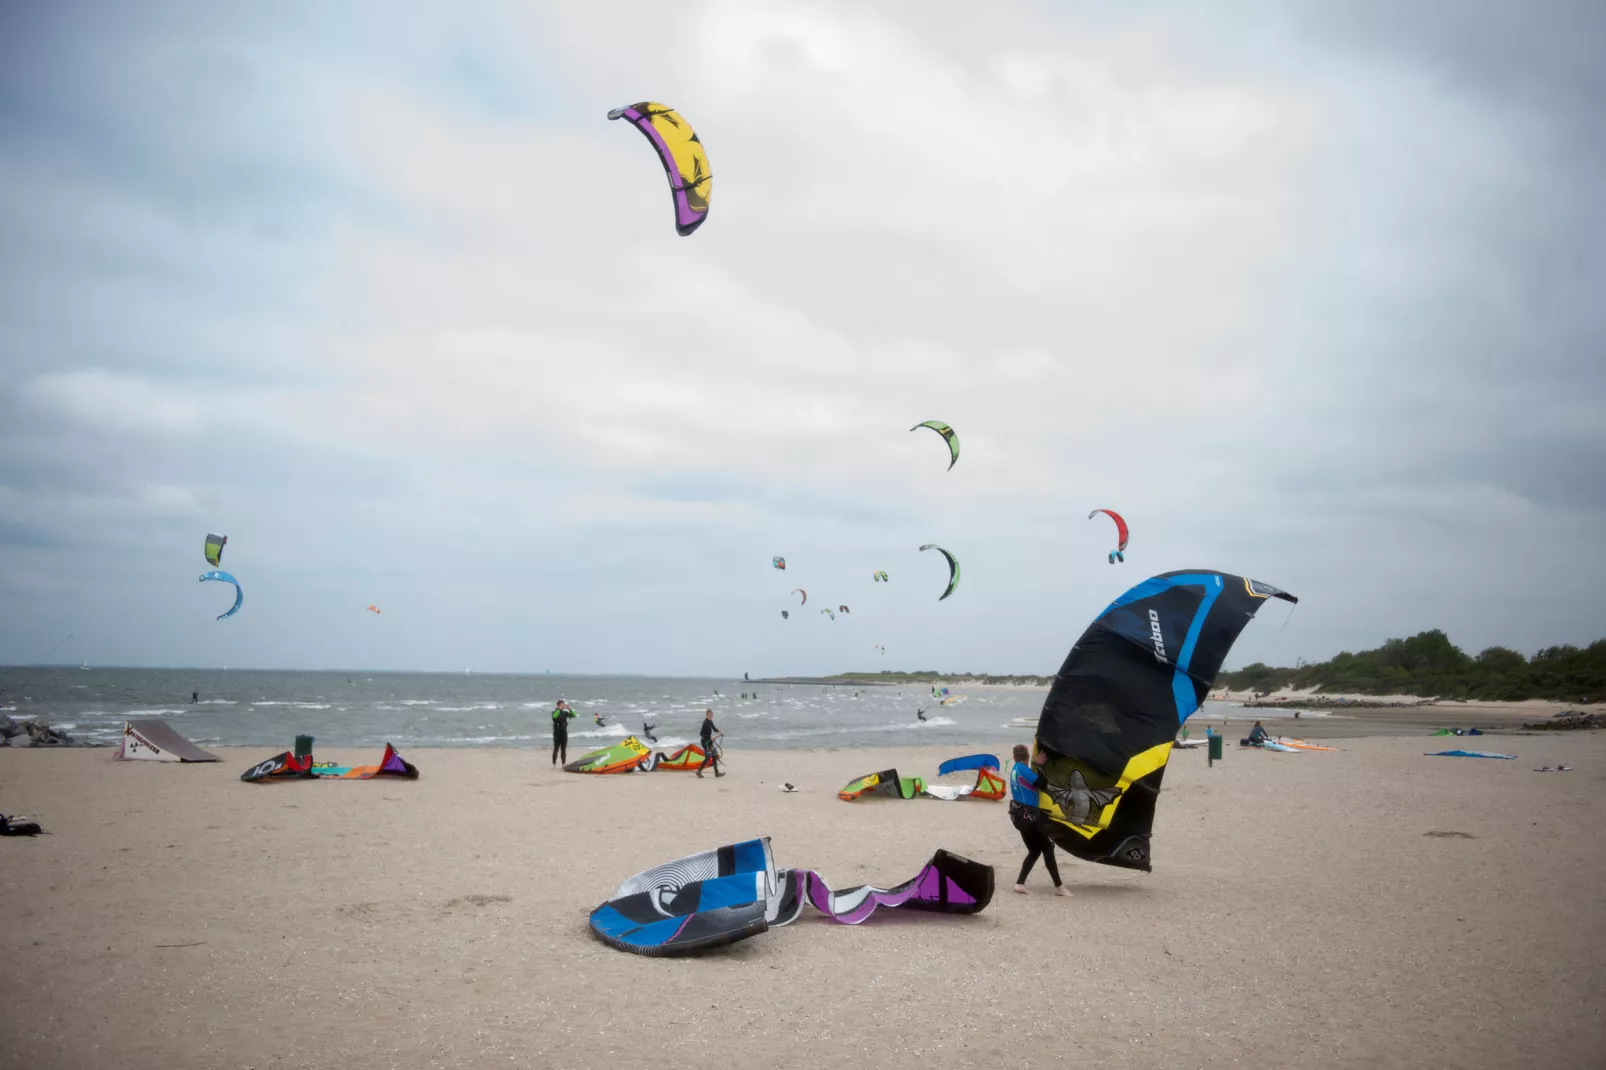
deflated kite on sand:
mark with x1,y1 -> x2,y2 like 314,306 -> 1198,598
241,743 -> 419,782
589,837 -> 994,956
114,720 -> 220,763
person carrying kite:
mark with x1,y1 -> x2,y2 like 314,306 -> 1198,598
1008,744 -> 1069,897
696,709 -> 724,779
551,700 -> 576,766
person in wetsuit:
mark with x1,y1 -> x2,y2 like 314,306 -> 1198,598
916,707 -> 928,722
190,691 -> 199,704
696,709 -> 724,779
1008,744 -> 1069,897
642,719 -> 659,744
551,700 -> 576,765
1243,720 -> 1269,746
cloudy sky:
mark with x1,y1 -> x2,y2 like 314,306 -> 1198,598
2,0 -> 1602,675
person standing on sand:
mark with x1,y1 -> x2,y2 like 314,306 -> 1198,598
696,709 -> 724,779
1008,744 -> 1069,897
551,700 -> 576,766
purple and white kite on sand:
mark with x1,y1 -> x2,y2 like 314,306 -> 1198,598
790,855 -> 989,925
589,838 -> 994,956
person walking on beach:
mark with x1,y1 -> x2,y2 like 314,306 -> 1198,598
1008,744 -> 1069,897
696,709 -> 724,779
551,700 -> 576,766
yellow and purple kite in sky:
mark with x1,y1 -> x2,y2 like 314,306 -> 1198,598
608,102 -> 711,236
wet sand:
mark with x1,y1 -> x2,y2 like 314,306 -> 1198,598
2,737 -> 1603,1069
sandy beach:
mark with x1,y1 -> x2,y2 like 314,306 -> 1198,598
2,737 -> 1603,1070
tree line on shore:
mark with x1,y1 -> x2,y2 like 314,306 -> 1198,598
1218,630 -> 1606,703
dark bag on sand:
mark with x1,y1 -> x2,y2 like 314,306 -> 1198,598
0,814 -> 45,836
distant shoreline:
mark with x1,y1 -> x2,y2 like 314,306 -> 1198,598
751,674 -> 1053,691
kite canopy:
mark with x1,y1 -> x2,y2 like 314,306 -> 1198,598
241,743 -> 418,782
820,608 -> 836,620
199,570 -> 242,621
773,557 -> 786,570
1088,509 -> 1130,562
791,588 -> 807,605
936,754 -> 1000,777
366,605 -> 381,615
873,644 -> 885,655
910,421 -> 959,470
642,743 -> 707,772
781,610 -> 789,620
1031,570 -> 1297,871
203,532 -> 227,567
607,102 -> 711,236
565,736 -> 652,774
873,571 -> 888,582
838,768 -> 924,800
919,544 -> 960,600
838,605 -> 850,614
588,837 -> 993,956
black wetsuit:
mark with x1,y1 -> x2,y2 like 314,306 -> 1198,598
643,721 -> 659,743
551,706 -> 575,765
697,719 -> 721,775
1009,766 -> 1062,887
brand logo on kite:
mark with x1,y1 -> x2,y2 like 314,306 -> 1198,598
1148,609 -> 1167,662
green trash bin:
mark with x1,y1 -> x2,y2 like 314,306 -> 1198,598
1207,734 -> 1223,765
294,734 -> 315,759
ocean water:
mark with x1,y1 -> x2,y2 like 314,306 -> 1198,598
0,667 -> 1073,753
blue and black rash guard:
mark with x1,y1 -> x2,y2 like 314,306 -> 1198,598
1009,761 -> 1045,807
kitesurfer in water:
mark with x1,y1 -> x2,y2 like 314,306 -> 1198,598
1008,745 -> 1069,897
916,707 -> 928,722
642,719 -> 659,744
696,709 -> 724,779
190,691 -> 199,704
593,711 -> 607,728
551,700 -> 576,766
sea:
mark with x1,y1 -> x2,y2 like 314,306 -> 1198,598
0,667 -> 1286,753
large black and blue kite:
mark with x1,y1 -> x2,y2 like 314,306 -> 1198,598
1026,570 -> 1297,872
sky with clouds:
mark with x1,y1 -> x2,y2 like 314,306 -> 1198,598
2,0 -> 1602,675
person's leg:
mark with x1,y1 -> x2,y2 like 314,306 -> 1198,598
697,746 -> 711,777
1040,842 -> 1063,887
552,734 -> 559,765
1016,846 -> 1042,889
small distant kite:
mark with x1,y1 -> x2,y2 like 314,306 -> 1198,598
919,544 -> 961,601
1088,509 -> 1130,563
910,421 -> 959,470
838,605 -> 850,614
366,605 -> 382,615
873,645 -> 886,655
607,102 -> 711,236
199,571 -> 242,621
781,610 -> 790,620
203,533 -> 227,568
772,557 -> 786,570
873,571 -> 889,582
821,608 -> 836,621
791,589 -> 807,605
